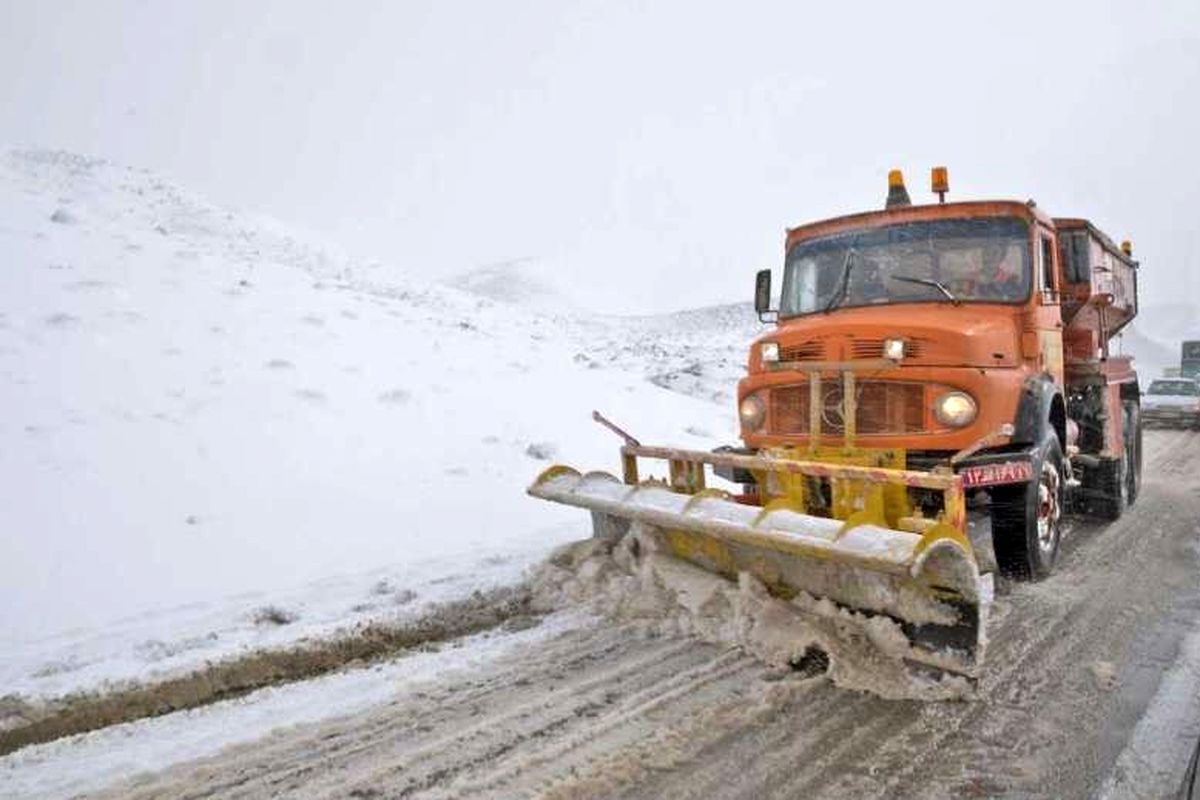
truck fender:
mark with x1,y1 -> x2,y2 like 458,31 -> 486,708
1011,375 -> 1066,449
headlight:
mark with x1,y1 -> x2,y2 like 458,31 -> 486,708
934,391 -> 977,427
760,342 -> 779,364
739,394 -> 766,432
883,338 -> 905,361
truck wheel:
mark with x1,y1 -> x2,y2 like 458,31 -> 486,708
991,436 -> 1064,579
1123,400 -> 1142,507
1090,456 -> 1127,521
1090,402 -> 1139,521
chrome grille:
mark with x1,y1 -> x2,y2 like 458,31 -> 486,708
770,381 -> 926,435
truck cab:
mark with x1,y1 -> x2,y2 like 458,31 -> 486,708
738,170 -> 1141,579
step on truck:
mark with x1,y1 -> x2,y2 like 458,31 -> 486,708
529,168 -> 1141,679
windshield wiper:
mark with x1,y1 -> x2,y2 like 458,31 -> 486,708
889,274 -> 960,305
823,247 -> 858,313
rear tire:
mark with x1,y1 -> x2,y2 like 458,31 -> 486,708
1090,457 -> 1127,521
1124,400 -> 1142,507
1091,401 -> 1140,521
991,436 -> 1064,580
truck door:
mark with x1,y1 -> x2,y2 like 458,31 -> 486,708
1026,227 -> 1065,385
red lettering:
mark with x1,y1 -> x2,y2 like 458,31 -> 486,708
961,461 -> 1032,488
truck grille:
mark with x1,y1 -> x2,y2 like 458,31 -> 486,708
778,338 -> 928,362
778,340 -> 824,361
849,338 -> 927,360
770,381 -> 926,435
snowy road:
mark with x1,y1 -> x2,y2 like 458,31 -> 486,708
62,429 -> 1200,799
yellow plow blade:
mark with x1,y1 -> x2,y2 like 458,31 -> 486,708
529,446 -> 985,678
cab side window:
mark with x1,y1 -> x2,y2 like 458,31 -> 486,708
1040,236 -> 1057,299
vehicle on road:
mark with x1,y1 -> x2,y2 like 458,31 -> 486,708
1143,377 -> 1200,429
1182,340 -> 1200,379
530,168 -> 1142,679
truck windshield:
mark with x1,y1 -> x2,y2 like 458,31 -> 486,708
780,217 -> 1032,317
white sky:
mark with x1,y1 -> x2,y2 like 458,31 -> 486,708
2,0 -> 1198,312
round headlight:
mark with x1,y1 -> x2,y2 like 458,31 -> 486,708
883,338 -> 905,361
760,342 -> 780,364
934,391 -> 978,428
739,394 -> 766,432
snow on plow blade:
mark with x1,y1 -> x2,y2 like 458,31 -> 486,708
529,445 -> 985,678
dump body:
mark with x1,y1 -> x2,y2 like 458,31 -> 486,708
1057,218 -> 1139,346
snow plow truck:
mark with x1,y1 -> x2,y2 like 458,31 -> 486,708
529,168 -> 1141,679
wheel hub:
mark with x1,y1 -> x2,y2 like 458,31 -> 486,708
1036,462 -> 1061,553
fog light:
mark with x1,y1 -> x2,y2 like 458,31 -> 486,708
883,339 -> 905,361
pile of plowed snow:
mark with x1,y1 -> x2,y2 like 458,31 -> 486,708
533,524 -> 975,701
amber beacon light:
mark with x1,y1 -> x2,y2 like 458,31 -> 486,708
932,166 -> 949,203
885,169 -> 912,209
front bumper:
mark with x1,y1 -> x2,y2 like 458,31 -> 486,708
714,445 -> 1038,489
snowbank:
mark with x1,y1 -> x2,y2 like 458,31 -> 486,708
0,149 -> 750,699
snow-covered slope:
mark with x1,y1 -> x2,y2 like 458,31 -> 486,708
1131,302 -> 1200,344
1116,323 -> 1179,383
1119,302 -> 1200,383
0,150 -> 747,699
447,257 -> 577,311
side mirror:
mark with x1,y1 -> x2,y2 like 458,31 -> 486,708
754,269 -> 776,322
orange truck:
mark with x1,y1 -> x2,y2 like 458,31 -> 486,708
529,169 -> 1141,678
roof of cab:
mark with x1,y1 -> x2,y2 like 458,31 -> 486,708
785,200 -> 1053,249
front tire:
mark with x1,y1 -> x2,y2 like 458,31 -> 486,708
991,436 -> 1064,580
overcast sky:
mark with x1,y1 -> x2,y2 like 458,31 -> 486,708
2,0 -> 1198,313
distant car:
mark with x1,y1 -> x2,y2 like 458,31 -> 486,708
1142,377 -> 1200,429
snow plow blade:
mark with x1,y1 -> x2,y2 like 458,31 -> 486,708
529,445 -> 985,678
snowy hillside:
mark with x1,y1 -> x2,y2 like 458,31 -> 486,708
1116,324 -> 1178,382
0,150 -> 748,700
1122,294 -> 1199,378
1132,302 -> 1200,344
1119,302 -> 1200,382
448,257 -> 577,311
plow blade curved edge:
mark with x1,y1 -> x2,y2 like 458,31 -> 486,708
529,466 -> 986,677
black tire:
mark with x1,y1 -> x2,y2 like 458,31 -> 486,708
1124,400 -> 1142,507
1090,456 -> 1127,521
1182,728 -> 1200,799
1091,402 -> 1139,521
991,435 -> 1064,580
